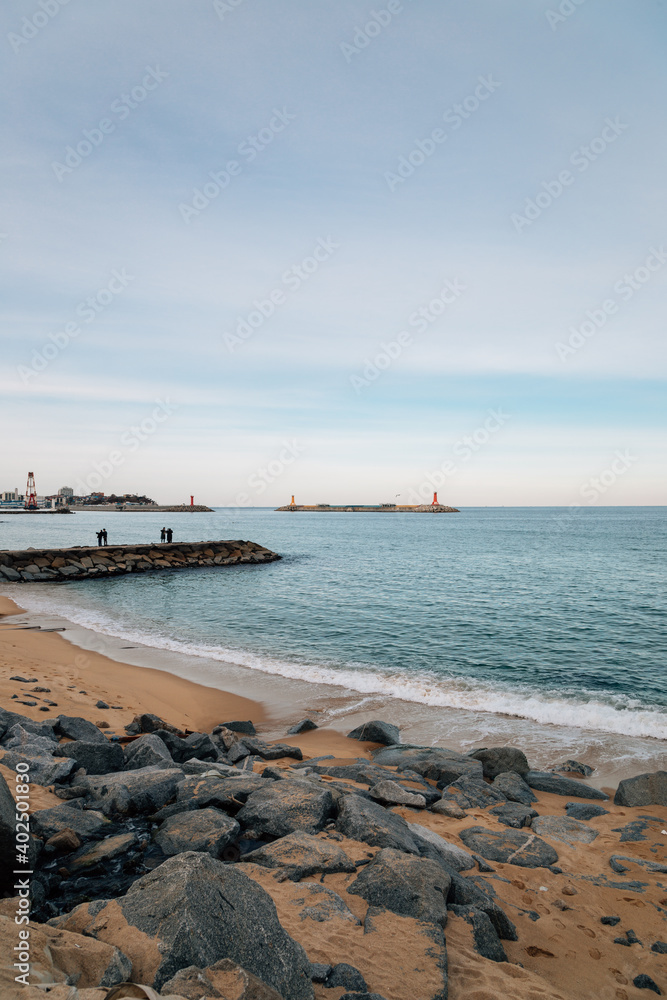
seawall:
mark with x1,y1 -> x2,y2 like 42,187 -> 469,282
276,504 -> 459,512
0,539 -> 280,583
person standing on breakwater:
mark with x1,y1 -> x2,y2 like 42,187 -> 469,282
160,527 -> 166,542
166,527 -> 173,543
96,530 -> 103,547
102,529 -> 108,546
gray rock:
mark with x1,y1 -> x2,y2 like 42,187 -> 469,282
492,771 -> 537,806
51,852 -> 313,996
633,974 -> 662,994
175,772 -> 268,813
552,759 -> 593,777
565,802 -> 608,820
347,848 -> 450,927
489,802 -> 538,828
181,731 -> 219,761
0,770 -> 40,892
347,720 -> 400,746
124,712 -> 180,735
1,749 -> 75,786
440,776 -> 505,810
124,733 -> 176,770
236,778 -> 334,838
372,744 -> 483,786
448,872 -> 517,940
431,800 -> 467,818
241,830 -> 356,880
614,771 -> 667,807
180,759 -> 246,777
3,729 -> 56,754
0,707 -> 56,741
287,719 -> 318,735
30,801 -> 110,841
369,780 -> 426,808
449,904 -> 508,962
310,963 -> 332,983
95,700 -> 109,710
531,815 -> 599,845
289,882 -> 361,925
222,720 -> 257,735
458,826 -> 558,868
55,715 -> 107,743
325,963 -> 367,992
524,770 -> 609,800
162,958 -> 285,1000
154,807 -> 240,859
229,737 -> 303,763
335,794 -> 421,854
651,942 -> 667,954
408,822 -> 476,871
81,764 -> 184,816
57,738 -> 125,775
469,747 -> 529,779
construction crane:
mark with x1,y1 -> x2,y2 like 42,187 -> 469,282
24,472 -> 38,509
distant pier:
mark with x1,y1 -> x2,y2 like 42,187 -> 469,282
276,493 -> 458,513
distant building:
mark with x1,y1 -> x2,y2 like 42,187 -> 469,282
2,489 -> 18,502
58,486 -> 74,496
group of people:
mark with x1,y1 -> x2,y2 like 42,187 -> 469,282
95,529 -> 109,546
160,527 -> 174,542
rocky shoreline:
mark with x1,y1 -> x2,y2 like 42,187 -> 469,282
1,706 -> 666,1000
0,540 -> 280,583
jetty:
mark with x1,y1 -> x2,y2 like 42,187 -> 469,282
276,492 -> 458,513
0,540 -> 280,583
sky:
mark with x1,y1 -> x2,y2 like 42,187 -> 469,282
1,0 -> 665,506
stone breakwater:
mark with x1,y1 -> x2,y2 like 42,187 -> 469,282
0,540 -> 280,583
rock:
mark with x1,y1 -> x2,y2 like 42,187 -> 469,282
369,780 -> 426,808
223,720 -> 257,735
335,794 -> 421,854
614,770 -> 667,807
310,963 -> 333,983
50,852 -> 313,997
0,771 -> 38,892
53,715 -> 107,743
440,776 -> 505,810
347,847 -> 450,927
3,730 -> 56,754
125,712 -> 180,736
324,963 -> 367,992
124,733 -> 175,770
489,802 -> 538,828
1,749 -> 75,786
155,807 -> 240,859
80,765 -> 184,816
30,802 -> 111,841
651,941 -> 667,954
70,832 -> 138,870
601,916 -> 621,925
431,800 -> 467,818
372,744 -> 483,786
449,904 -> 508,962
531,815 -> 599,845
458,826 -> 558,868
287,719 -> 318,735
236,778 -> 334,837
552,759 -> 593,777
229,738 -> 303,763
58,739 -> 125,775
181,731 -> 219,761
564,802 -> 608,820
174,772 -> 268,814
448,872 -> 517,940
241,830 -> 356,879
524,770 -> 608,800
346,721 -> 400,745
469,747 -> 529,779
492,771 -> 537,806
633,974 -> 662,994
162,958 -> 286,1000
96,700 -> 110,709
0,710 -> 57,742
408,822 -> 476,872
211,724 -> 240,752
286,881 -> 361,925
45,827 -> 82,853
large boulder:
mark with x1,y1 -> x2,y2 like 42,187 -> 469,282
55,715 -> 107,743
335,794 -> 421,854
123,733 -> 175,771
408,823 -> 476,872
241,830 -> 356,880
524,770 -> 608,800
80,765 -> 184,816
372,745 -> 483,786
57,739 -> 125,775
448,872 -> 517,940
154,807 -> 240,859
49,852 -> 313,997
3,724 -> 57,751
369,780 -> 426,808
0,709 -> 56,742
489,802 -> 537,829
347,721 -> 400,746
565,802 -> 608,820
125,712 -> 180,735
347,848 -> 450,927
469,747 -> 530,779
440,776 -> 505,810
228,738 -> 303,763
531,815 -> 599,845
614,771 -> 667,807
459,826 -> 558,868
162,959 -> 285,1000
30,801 -> 110,841
176,772 -> 269,812
236,779 -> 334,837
492,771 -> 537,806
1,749 -> 75,786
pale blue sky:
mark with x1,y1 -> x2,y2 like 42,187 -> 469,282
1,0 -> 665,505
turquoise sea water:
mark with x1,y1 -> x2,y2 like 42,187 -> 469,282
1,506 -> 665,741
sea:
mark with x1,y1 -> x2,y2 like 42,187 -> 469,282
1,506 -> 665,785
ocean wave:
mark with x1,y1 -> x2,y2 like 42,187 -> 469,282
7,587 -> 666,742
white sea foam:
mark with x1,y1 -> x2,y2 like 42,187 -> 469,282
7,586 -> 666,742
